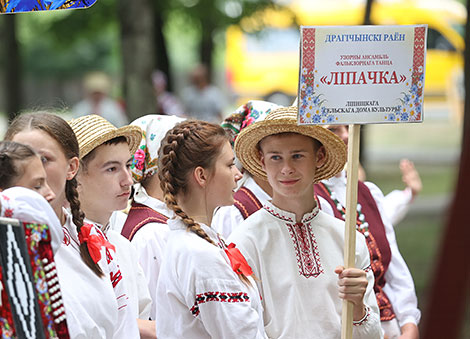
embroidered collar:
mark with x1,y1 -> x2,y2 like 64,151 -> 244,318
133,184 -> 174,217
263,201 -> 319,224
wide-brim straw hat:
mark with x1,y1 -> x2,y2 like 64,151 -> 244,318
69,114 -> 142,159
234,106 -> 347,183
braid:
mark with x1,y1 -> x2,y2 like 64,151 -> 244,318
65,177 -> 104,277
159,126 -> 216,246
158,121 -> 227,246
158,121 -> 253,286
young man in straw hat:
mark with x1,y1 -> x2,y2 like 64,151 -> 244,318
228,106 -> 383,338
69,114 -> 154,338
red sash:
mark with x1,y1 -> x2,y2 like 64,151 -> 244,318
315,181 -> 396,321
233,187 -> 263,219
121,202 -> 169,241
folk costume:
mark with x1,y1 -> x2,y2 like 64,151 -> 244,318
316,171 -> 421,336
228,106 -> 383,339
62,209 -> 134,338
121,114 -> 184,320
156,218 -> 266,339
68,114 -> 150,337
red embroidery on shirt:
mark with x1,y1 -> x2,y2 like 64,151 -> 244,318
190,291 -> 250,317
1,195 -> 10,201
285,220 -> 324,278
110,270 -> 123,288
263,205 -> 294,222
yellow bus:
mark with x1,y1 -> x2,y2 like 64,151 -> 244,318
225,0 -> 466,106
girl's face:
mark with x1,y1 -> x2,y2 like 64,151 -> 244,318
12,129 -> 77,214
15,156 -> 56,202
205,141 -> 242,212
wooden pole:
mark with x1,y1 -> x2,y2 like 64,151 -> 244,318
341,124 -> 361,339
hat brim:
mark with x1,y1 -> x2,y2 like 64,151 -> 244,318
78,125 -> 142,159
234,117 -> 347,183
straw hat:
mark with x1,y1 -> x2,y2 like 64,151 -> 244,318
234,106 -> 347,183
69,114 -> 142,159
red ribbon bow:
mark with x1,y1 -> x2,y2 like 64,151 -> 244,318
78,223 -> 116,264
224,243 -> 253,276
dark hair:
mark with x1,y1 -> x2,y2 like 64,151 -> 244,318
80,136 -> 128,173
0,141 -> 38,189
158,120 -> 251,285
4,112 -> 103,277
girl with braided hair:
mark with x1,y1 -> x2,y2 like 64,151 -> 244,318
5,112 -> 134,338
155,120 -> 266,338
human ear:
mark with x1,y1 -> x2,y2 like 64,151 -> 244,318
66,156 -> 80,180
193,166 -> 208,188
259,150 -> 266,171
315,146 -> 327,168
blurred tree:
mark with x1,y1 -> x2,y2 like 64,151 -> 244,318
168,0 -> 277,78
0,15 -> 22,121
118,0 -> 156,121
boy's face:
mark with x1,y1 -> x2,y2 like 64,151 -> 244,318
259,133 -> 325,201
77,142 -> 133,221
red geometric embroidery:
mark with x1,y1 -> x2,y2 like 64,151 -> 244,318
302,28 -> 316,70
263,205 -> 294,223
190,291 -> 250,317
285,221 -> 324,278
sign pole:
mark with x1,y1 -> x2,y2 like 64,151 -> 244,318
341,124 -> 361,339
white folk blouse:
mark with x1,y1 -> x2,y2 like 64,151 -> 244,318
228,201 -> 383,339
156,218 -> 266,339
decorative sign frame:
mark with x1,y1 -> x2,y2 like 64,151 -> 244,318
298,25 -> 427,125
1,0 -> 96,13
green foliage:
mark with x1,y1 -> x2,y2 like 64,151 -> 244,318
17,0 -> 119,77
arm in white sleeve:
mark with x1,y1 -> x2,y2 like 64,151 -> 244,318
383,188 -> 413,225
365,182 -> 421,327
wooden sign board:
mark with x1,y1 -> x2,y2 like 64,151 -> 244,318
298,25 -> 427,125
1,0 -> 97,13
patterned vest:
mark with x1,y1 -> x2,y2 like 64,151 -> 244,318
121,201 -> 169,241
233,187 -> 263,219
314,181 -> 396,321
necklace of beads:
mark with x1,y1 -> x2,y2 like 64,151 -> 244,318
322,184 -> 370,238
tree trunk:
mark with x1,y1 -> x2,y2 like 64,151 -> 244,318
2,15 -> 22,122
421,1 -> 470,338
154,3 -> 172,91
118,0 -> 156,122
200,22 -> 214,80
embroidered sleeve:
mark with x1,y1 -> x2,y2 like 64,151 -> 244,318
191,279 -> 262,339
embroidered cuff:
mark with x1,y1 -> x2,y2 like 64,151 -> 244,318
353,305 -> 370,326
